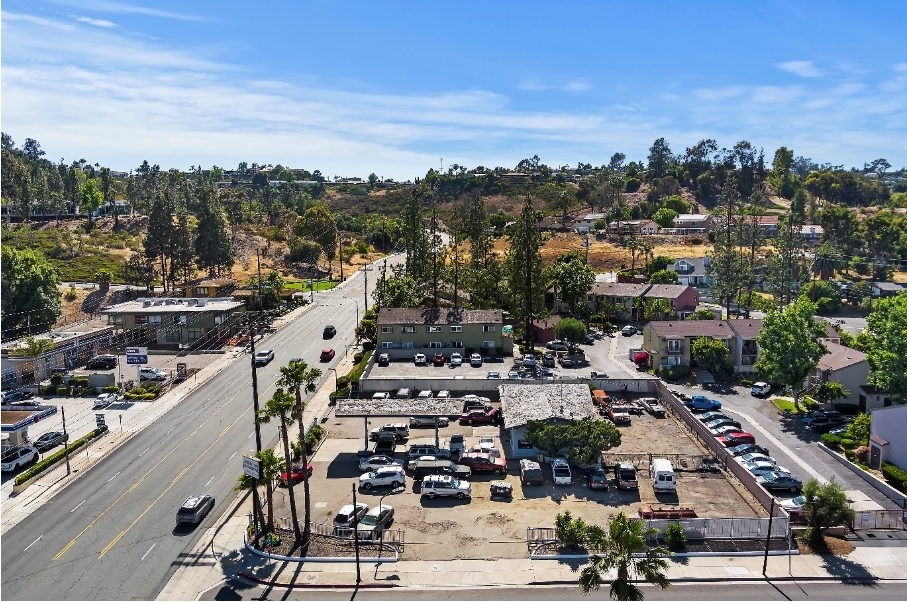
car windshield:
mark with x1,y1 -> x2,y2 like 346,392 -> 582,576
359,515 -> 378,526
790,495 -> 805,505
618,469 -> 636,480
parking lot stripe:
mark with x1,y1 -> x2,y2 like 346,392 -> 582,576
70,500 -> 85,513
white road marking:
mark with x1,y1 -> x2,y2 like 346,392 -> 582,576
107,471 -> 121,483
188,410 -> 195,416
141,543 -> 156,561
70,500 -> 86,513
228,451 -> 237,461
166,427 -> 175,435
24,535 -> 43,552
248,432 -> 254,439
205,476 -> 215,488
139,447 -> 150,457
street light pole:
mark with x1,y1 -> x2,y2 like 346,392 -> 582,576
352,483 -> 362,584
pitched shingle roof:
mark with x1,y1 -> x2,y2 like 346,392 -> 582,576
500,384 -> 596,429
818,340 -> 867,372
377,308 -> 503,325
649,320 -> 735,339
643,284 -> 691,300
590,282 -> 649,298
727,319 -> 762,340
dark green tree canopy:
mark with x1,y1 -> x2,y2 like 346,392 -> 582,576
1,247 -> 62,338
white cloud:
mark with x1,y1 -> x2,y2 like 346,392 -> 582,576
2,11 -> 74,30
694,87 -> 743,101
518,78 -> 591,92
47,0 -> 207,22
75,16 -> 118,28
752,85 -> 803,103
776,60 -> 823,78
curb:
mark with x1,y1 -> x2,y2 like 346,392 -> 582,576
531,576 -> 894,585
531,549 -> 799,560
236,572 -> 396,588
244,536 -> 398,563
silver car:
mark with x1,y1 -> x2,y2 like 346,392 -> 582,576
420,474 -> 471,499
356,504 -> 394,539
359,466 -> 406,490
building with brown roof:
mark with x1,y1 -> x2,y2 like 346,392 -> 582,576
642,285 -> 700,319
529,315 -> 563,344
585,282 -> 650,321
642,320 -> 737,371
376,308 -> 511,359
811,340 -> 868,408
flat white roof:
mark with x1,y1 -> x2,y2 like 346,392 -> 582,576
101,298 -> 243,314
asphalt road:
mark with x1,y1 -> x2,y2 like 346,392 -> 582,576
0,269 -> 376,600
201,579 -> 907,601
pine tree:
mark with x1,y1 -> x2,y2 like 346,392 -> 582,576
505,195 -> 546,349
169,201 -> 195,285
144,192 -> 172,291
403,188 -> 429,281
194,176 -> 234,277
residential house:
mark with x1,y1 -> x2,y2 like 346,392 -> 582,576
1,325 -> 114,387
101,298 -> 244,348
868,404 -> 907,470
537,216 -> 568,231
726,319 -> 761,373
607,220 -> 660,236
642,320 -> 737,370
642,285 -> 700,320
500,173 -> 530,185
375,308 -> 512,359
871,282 -> 907,297
500,384 -> 597,458
585,282 -> 650,321
858,386 -> 899,414
799,224 -> 824,243
810,340 -> 868,407
529,315 -> 563,344
755,215 -> 779,237
661,214 -> 715,235
669,257 -> 711,287
173,277 -> 236,298
574,213 -> 606,233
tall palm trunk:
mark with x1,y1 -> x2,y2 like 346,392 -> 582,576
280,421 -> 303,544
294,388 -> 312,549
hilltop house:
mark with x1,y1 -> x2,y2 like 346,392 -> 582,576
669,257 -> 711,287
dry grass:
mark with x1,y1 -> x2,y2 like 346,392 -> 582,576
796,534 -> 855,556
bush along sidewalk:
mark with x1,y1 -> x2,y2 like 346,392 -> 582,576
15,426 -> 109,486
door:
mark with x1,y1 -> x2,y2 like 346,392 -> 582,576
870,444 -> 881,469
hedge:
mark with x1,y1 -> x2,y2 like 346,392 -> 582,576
881,462 -> 907,493
102,385 -> 120,393
740,379 -> 753,387
660,365 -> 691,380
15,426 -> 108,485
821,433 -> 841,449
41,386 -> 57,395
347,350 -> 373,386
57,387 -> 69,395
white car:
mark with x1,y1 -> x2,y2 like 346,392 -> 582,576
414,353 -> 427,365
420,474 -> 471,499
359,466 -> 406,490
254,349 -> 274,365
487,371 -> 501,379
507,371 -> 520,379
739,453 -> 775,465
358,455 -> 402,472
450,353 -> 463,366
2,446 -> 38,472
478,436 -> 495,452
551,458 -> 572,485
469,445 -> 501,458
470,353 -> 483,367
93,393 -> 118,409
744,460 -> 790,477
417,390 -> 433,399
139,367 -> 167,380
621,325 -> 637,336
436,390 -> 451,399
523,354 -> 536,367
779,495 -> 806,512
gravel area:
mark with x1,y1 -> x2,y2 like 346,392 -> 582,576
252,528 -> 397,559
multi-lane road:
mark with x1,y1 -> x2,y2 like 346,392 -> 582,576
0,269 -> 373,600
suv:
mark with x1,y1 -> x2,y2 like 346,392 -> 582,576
373,434 -> 397,455
810,414 -> 849,432
176,495 -> 215,525
545,341 -> 569,351
449,433 -> 466,455
139,367 -> 167,381
469,353 -> 483,367
333,503 -> 369,529
323,325 -> 337,338
420,474 -> 471,499
542,353 -> 556,367
370,423 -> 410,442
432,353 -> 445,366
614,462 -> 639,489
414,353 -> 427,365
254,350 -> 274,365
462,397 -> 492,412
458,452 -> 506,475
377,353 -> 390,366
551,458 -> 572,485
519,459 -> 544,485
86,355 -> 118,369
411,459 -> 472,481
523,354 -> 536,367
407,443 -> 450,460
2,446 -> 38,472
450,353 -> 463,366
359,466 -> 406,490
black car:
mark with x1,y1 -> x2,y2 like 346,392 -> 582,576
3,391 -> 34,403
86,355 -> 118,369
411,459 -> 472,481
373,434 -> 396,456
810,414 -> 850,432
323,325 -> 337,338
729,443 -> 770,457
33,431 -> 68,452
756,472 -> 803,493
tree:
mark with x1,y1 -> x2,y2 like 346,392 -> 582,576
797,280 -> 842,314
194,177 -> 234,277
80,178 -> 103,221
755,297 -> 828,410
801,478 -> 854,541
651,207 -> 677,228
564,418 -> 622,467
690,337 -> 729,375
647,138 -> 673,180
844,413 -> 870,446
505,195 -> 546,350
295,205 -> 338,275
608,153 -> 626,172
373,276 -> 421,308
523,420 -> 572,458
123,253 -> 156,291
232,449 -> 277,536
648,270 -> 679,285
555,510 -> 588,550
663,195 -> 691,214
257,389 -> 302,545
864,292 -> 907,398
688,308 -> 717,320
813,381 -> 850,405
278,359 -> 322,552
402,189 -> 430,281
644,255 -> 674,275
1,247 -> 62,338
549,257 -> 595,314
19,336 -> 55,384
579,511 -> 671,600
144,192 -> 172,291
357,308 -> 378,344
169,202 -> 195,285
554,317 -> 587,347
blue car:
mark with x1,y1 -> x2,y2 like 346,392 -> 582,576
684,395 -> 722,411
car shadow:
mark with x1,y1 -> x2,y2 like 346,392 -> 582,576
326,453 -> 367,479
418,496 -> 472,508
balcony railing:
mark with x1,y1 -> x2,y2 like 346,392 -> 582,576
666,346 -> 684,355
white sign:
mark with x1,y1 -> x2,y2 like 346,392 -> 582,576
125,347 -> 148,355
242,455 -> 262,480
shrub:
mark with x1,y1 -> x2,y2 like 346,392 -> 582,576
305,424 -> 325,452
57,387 -> 69,395
554,510 -> 588,550
740,379 -> 753,387
840,438 -> 855,449
660,365 -> 691,380
855,446 -> 869,464
102,385 -> 119,393
40,386 -> 57,395
663,523 -> 687,550
624,178 -> 641,193
336,376 -> 350,390
821,434 -> 842,449
50,374 -> 64,385
362,341 -> 375,352
81,388 -> 98,397
881,462 -> 907,493
64,286 -> 78,301
146,385 -> 162,395
353,352 -> 364,363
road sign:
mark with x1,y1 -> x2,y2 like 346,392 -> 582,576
126,355 -> 148,365
95,414 -> 106,429
178,343 -> 189,349
176,363 -> 187,377
243,455 -> 262,480
125,347 -> 148,355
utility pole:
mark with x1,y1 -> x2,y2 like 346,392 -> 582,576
248,318 -> 265,540
352,483 -> 362,583
762,497 -> 775,576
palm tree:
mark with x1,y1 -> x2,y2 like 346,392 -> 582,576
579,511 -> 671,601
233,448 -> 283,532
277,359 -> 322,549
20,336 -> 55,384
257,388 -> 302,545
627,238 -> 641,271
639,240 -> 654,272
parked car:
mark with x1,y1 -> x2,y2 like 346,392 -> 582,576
551,458 -> 572,485
507,371 -> 520,379
395,388 -> 412,399
409,416 -> 450,428
377,353 -> 390,366
717,432 -> 756,447
359,466 -> 406,490
320,348 -> 336,361
545,340 -> 569,351
449,433 -> 466,455
414,353 -> 427,366
33,431 -> 68,452
620,325 -> 637,336
4,390 -> 35,403
432,353 -> 445,366
450,353 -> 463,366
176,495 -> 215,525
744,461 -> 789,477
458,452 -> 507,475
460,408 -> 501,425
411,459 -> 472,481
359,455 -> 402,472
559,356 -> 575,368
519,459 -> 545,485
462,395 -> 492,410
139,367 -> 167,380
280,462 -> 314,485
684,396 -> 722,411
750,382 -> 771,397
543,353 -> 556,367
416,390 -> 433,399
704,417 -> 741,429
828,424 -> 849,436
369,423 -> 410,442
373,434 -> 396,455
486,371 -> 501,379
810,414 -> 850,432
2,446 -> 38,472
523,354 -> 536,367
93,393 -> 118,409
254,349 -> 275,365
801,409 -> 843,424
640,398 -> 665,417
614,462 -> 639,489
756,471 -> 803,493
698,411 -> 732,423
333,503 -> 369,529
779,495 -> 806,512
372,392 -> 390,400
407,443 -> 451,460
323,325 -> 337,338
469,353 -> 483,367
420,474 -> 471,499
729,443 -> 770,457
86,355 -> 118,369
356,504 -> 394,538
468,445 -> 501,458
709,423 -> 744,436
478,436 -> 495,452
587,466 -> 609,490
436,390 -> 451,399
584,333 -> 595,344
739,452 -> 775,465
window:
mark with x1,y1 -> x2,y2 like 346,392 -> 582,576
402,342 -> 413,349
518,439 -> 534,450
428,341 -> 443,348
107,315 -> 123,326
483,341 -> 495,348
148,315 -> 162,324
483,325 -> 495,332
402,326 -> 416,333
188,328 -> 204,341
451,341 -> 463,348
214,313 -> 225,325
450,326 -> 462,332
381,326 -> 393,334
427,326 -> 441,333
178,314 -> 187,325
134,315 -> 148,325
381,342 -> 394,348
667,340 -> 681,353
165,331 -> 180,343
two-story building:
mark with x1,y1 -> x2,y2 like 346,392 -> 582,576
755,215 -> 779,238
172,277 -> 236,298
375,308 -> 512,359
799,224 -> 824,244
101,298 -> 244,349
585,282 -> 650,321
607,220 -> 659,236
810,340 -> 869,408
642,284 -> 700,320
574,213 -> 606,233
661,214 -> 715,235
642,320 -> 737,370
669,257 -> 712,287
868,404 -> 907,471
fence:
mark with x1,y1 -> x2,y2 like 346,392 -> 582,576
645,516 -> 789,540
527,527 -> 558,549
273,518 -> 405,549
850,509 -> 907,530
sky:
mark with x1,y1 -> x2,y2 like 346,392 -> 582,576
2,1 -> 906,180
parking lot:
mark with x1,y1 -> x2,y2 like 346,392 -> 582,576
267,393 -> 764,561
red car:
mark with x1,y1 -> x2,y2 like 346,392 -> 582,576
458,452 -> 506,475
717,432 -> 756,447
280,463 -> 314,485
432,353 -> 445,366
320,348 -> 336,361
460,408 -> 501,425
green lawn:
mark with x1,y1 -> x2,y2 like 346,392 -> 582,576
285,280 -> 338,292
772,398 -> 802,414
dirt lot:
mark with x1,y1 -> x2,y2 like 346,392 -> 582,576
268,400 -> 763,561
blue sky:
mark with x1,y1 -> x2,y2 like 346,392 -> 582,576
2,1 -> 905,180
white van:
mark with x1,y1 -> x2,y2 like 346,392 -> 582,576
650,458 -> 676,492
750,382 -> 771,397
